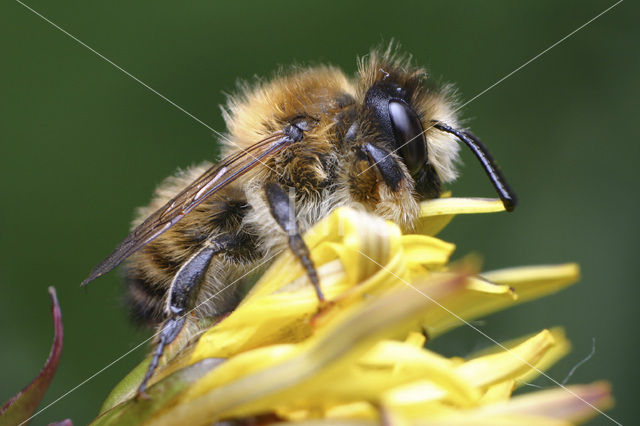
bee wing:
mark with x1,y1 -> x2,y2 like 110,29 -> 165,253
81,131 -> 291,286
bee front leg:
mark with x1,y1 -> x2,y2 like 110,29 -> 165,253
264,182 -> 325,303
136,237 -> 233,398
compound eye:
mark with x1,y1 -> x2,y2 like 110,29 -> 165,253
388,100 -> 427,175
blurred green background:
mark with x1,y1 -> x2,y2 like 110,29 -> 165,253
1,1 -> 637,424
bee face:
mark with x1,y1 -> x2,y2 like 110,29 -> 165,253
362,79 -> 441,198
338,48 -> 514,219
332,53 -> 464,226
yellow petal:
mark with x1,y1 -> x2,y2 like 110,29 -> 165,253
471,381 -> 613,424
403,331 -> 426,348
191,209 -> 404,361
419,274 -> 517,338
470,328 -> 571,388
422,264 -> 579,337
455,329 -> 556,388
481,263 -> 580,301
416,197 -> 506,236
479,380 -> 516,404
352,340 -> 480,407
149,275 -> 467,425
303,207 -> 402,285
420,414 -> 572,426
384,329 -> 557,410
190,206 -> 458,364
400,235 -> 455,267
322,401 -> 377,421
190,260 -> 345,360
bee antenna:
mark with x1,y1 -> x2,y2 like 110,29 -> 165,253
431,121 -> 517,212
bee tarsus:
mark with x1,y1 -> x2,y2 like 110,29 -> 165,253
137,314 -> 186,397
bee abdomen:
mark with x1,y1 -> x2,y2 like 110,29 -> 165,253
124,273 -> 167,327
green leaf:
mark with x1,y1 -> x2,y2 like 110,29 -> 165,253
91,358 -> 224,426
98,358 -> 151,414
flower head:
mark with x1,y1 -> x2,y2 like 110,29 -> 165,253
93,198 -> 612,425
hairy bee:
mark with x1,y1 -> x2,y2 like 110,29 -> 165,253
82,45 -> 516,396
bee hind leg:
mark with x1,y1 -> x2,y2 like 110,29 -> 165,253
264,182 -> 325,303
136,237 -> 234,398
136,315 -> 185,399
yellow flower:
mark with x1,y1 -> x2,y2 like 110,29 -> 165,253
93,198 -> 613,426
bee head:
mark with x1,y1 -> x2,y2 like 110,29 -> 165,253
362,80 -> 517,211
363,81 -> 442,199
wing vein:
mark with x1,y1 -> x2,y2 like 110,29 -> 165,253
81,131 -> 291,286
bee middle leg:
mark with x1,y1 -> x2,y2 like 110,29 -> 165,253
136,236 -> 235,398
264,182 -> 324,303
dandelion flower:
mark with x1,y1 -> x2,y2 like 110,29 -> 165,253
92,197 -> 613,425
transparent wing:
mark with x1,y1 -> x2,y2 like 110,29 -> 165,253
81,131 -> 291,286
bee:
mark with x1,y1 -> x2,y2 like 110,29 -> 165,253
81,45 -> 516,397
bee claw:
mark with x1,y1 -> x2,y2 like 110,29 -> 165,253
318,299 -> 335,311
135,390 -> 151,401
310,299 -> 335,327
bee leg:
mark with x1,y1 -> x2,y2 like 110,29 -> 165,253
361,143 -> 404,191
136,315 -> 185,399
136,237 -> 232,398
264,182 -> 324,303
